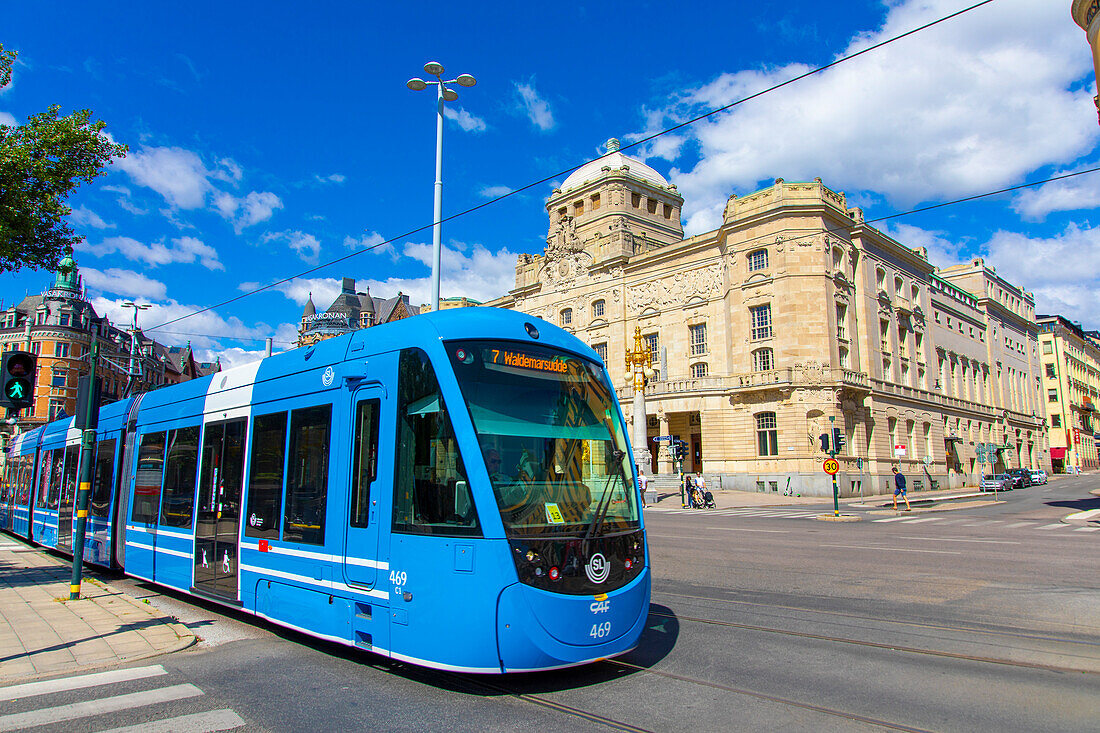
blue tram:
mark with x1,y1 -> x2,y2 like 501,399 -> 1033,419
0,308 -> 650,673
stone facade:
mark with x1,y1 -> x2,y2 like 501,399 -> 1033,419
487,142 -> 1049,497
297,278 -> 419,347
1037,314 -> 1100,472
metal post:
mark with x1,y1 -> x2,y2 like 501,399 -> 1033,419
830,416 -> 839,516
431,83 -> 444,312
69,341 -> 99,600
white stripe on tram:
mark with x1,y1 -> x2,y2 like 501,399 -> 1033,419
0,684 -> 202,732
0,665 -> 167,702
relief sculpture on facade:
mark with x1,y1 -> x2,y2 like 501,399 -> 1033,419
627,263 -> 722,315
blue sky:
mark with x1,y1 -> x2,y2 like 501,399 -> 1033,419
1,0 -> 1097,367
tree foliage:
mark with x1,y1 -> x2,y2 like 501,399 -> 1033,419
0,43 -> 128,273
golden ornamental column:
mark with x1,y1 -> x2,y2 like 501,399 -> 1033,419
1072,0 -> 1100,124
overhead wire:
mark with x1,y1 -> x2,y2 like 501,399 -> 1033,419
150,0 -> 1027,332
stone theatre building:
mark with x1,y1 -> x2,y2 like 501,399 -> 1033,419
488,139 -> 1049,496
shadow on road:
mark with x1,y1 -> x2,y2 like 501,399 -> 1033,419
1047,496 -> 1100,512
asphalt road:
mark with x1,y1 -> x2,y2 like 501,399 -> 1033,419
7,477 -> 1099,732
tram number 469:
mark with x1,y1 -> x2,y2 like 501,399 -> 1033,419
389,570 -> 407,589
589,621 -> 612,639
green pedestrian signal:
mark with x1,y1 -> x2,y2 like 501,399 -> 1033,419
0,351 -> 36,411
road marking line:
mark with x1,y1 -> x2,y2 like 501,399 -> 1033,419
706,527 -> 790,533
820,544 -> 961,554
1038,523 -> 1068,530
0,665 -> 167,702
96,709 -> 247,733
905,536 -> 1020,544
1074,526 -> 1100,532
1004,522 -> 1033,528
872,516 -> 911,522
0,684 -> 202,731
900,518 -> 940,523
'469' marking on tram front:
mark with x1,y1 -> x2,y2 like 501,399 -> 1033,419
389,570 -> 408,595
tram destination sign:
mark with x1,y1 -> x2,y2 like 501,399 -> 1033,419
486,348 -> 568,374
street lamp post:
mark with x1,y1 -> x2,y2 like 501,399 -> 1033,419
407,62 -> 477,312
120,301 -> 150,397
625,327 -> 655,477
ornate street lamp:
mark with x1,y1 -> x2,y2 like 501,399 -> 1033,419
625,326 -> 655,475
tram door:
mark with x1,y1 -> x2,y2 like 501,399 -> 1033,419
57,445 -> 80,551
194,419 -> 246,600
344,388 -> 389,588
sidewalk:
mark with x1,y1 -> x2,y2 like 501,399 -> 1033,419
0,533 -> 194,685
649,484 -> 986,510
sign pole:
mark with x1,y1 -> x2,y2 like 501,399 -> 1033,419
69,342 -> 100,600
830,416 -> 839,517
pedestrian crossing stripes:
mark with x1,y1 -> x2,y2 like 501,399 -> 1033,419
0,665 -> 246,733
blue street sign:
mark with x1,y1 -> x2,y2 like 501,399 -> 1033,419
652,435 -> 674,442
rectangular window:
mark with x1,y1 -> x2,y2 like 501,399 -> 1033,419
753,348 -> 773,372
644,333 -> 659,364
748,249 -> 768,271
349,399 -> 380,529
1052,414 -> 1062,427
836,304 -> 847,341
132,431 -> 166,524
593,343 -> 608,364
394,348 -> 479,537
56,343 -> 70,358
691,363 -> 708,378
756,412 -> 778,456
160,426 -> 200,528
91,438 -> 117,518
560,309 -> 572,326
245,411 -> 287,540
592,300 -> 604,318
1043,342 -> 1053,355
1048,389 -> 1059,402
31,341 -> 41,355
1045,363 -> 1056,378
750,304 -> 772,340
51,369 -> 66,388
283,404 -> 332,545
689,323 -> 707,356
59,314 -> 70,327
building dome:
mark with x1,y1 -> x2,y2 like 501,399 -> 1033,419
559,138 -> 669,192
54,248 -> 80,292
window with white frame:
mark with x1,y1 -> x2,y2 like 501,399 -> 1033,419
756,412 -> 778,456
592,300 -> 605,319
748,249 -> 768,272
51,369 -> 66,388
593,343 -> 607,364
689,323 -> 707,356
560,308 -> 572,326
55,343 -> 70,358
691,362 -> 708,378
750,304 -> 772,340
48,398 -> 65,420
836,303 -> 847,341
752,348 -> 773,372
643,333 -> 659,365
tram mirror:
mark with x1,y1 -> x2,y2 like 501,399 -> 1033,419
454,480 -> 470,518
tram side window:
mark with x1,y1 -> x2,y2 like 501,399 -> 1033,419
160,426 -> 200,528
48,451 -> 64,509
283,405 -> 331,545
132,431 -> 167,524
61,446 -> 79,509
350,399 -> 380,528
36,451 -> 52,508
245,411 -> 287,540
91,439 -> 116,518
393,348 -> 480,537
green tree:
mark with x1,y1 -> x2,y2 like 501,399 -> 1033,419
0,43 -> 127,273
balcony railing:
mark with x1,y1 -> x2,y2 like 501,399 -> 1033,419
627,367 -> 872,398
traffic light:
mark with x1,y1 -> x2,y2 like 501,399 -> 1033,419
819,433 -> 831,452
0,351 -> 36,411
673,440 -> 687,461
832,427 -> 846,453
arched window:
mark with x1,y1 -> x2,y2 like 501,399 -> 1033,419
756,412 -> 778,456
752,348 -> 773,372
748,249 -> 768,272
690,362 -> 708,378
832,246 -> 844,270
560,308 -> 572,326
875,267 -> 886,291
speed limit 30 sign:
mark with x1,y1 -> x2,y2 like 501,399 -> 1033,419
822,458 -> 840,475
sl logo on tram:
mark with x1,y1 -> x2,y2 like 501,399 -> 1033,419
585,552 -> 610,584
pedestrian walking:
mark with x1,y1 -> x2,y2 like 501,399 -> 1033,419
892,466 -> 911,511
638,471 -> 649,509
683,473 -> 694,508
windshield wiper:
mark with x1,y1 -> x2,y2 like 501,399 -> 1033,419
584,449 -> 627,542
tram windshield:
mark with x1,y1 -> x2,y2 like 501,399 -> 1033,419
447,340 -> 638,538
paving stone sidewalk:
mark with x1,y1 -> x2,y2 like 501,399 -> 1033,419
0,534 -> 194,685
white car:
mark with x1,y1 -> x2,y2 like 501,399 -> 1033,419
1027,469 -> 1047,485
980,474 -> 1013,492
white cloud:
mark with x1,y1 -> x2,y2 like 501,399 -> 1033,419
116,146 -> 211,209
979,223 -> 1100,328
79,235 -> 224,270
1012,168 -> 1100,220
211,157 -> 242,183
880,222 -> 968,270
444,106 -> 487,133
479,185 -> 513,198
69,205 -> 115,230
215,190 -> 283,232
240,276 -> 342,309
0,111 -> 16,127
262,230 -> 321,263
644,0 -> 1099,235
314,173 -> 346,184
90,297 -> 275,357
343,230 -> 391,256
515,82 -> 554,131
81,267 -> 168,300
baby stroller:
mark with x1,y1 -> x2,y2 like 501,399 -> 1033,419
691,487 -> 716,509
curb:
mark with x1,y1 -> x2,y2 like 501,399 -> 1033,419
1062,508 -> 1100,527
815,514 -> 862,522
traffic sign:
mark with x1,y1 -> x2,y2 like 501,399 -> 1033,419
652,435 -> 674,442
856,458 -> 863,470
823,458 -> 840,475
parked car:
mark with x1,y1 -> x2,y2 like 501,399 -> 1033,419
980,474 -> 1013,492
1027,469 -> 1047,485
1004,468 -> 1032,489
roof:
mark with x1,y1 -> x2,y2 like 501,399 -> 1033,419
559,138 -> 669,192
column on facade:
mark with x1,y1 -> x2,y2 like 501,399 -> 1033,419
657,412 -> 674,475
